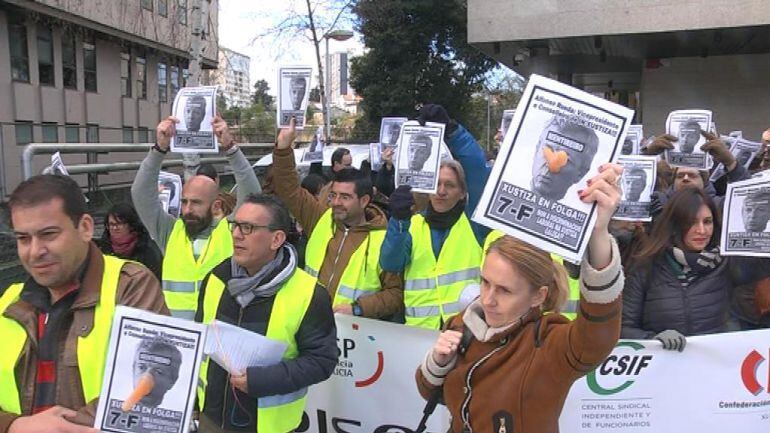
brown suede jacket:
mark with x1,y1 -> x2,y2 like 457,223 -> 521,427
0,243 -> 169,432
272,146 -> 404,319
417,238 -> 624,433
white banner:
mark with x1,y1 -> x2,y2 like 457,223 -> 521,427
305,317 -> 770,432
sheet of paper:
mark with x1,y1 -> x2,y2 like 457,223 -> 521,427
204,319 -> 287,376
613,155 -> 657,222
277,65 -> 312,129
394,121 -> 446,194
664,109 -> 713,170
379,117 -> 408,151
720,176 -> 770,257
171,85 -> 219,153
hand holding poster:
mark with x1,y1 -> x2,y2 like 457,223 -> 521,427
720,176 -> 770,257
170,86 -> 218,153
664,109 -> 713,169
394,121 -> 445,194
278,66 -> 312,129
709,137 -> 762,182
622,125 -> 643,155
379,117 -> 407,151
473,74 -> 634,263
613,155 -> 657,222
302,126 -> 324,163
94,307 -> 206,433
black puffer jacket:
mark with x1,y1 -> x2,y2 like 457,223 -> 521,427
622,251 -> 769,338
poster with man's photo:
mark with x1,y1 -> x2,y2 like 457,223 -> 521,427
500,109 -> 516,138
613,155 -> 657,222
157,171 -> 182,218
709,137 -> 762,182
665,109 -> 713,170
721,177 -> 770,257
394,121 -> 445,194
94,307 -> 206,433
621,124 -> 643,155
277,66 -> 312,129
473,74 -> 634,263
379,117 -> 408,151
170,86 -> 218,153
302,126 -> 324,163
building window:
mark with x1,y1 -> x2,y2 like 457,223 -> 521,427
62,32 -> 77,89
170,66 -> 179,99
42,123 -> 58,142
141,0 -> 153,11
177,0 -> 187,25
9,15 -> 30,82
158,0 -> 168,17
15,122 -> 33,145
138,127 -> 150,143
121,48 -> 131,97
158,62 -> 168,102
37,26 -> 55,86
86,124 -> 99,143
136,52 -> 147,99
83,37 -> 97,92
122,127 -> 134,143
65,124 -> 80,142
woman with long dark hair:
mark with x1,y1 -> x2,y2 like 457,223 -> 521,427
622,187 -> 770,349
99,202 -> 163,280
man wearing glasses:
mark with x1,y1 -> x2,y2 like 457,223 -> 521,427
195,194 -> 336,433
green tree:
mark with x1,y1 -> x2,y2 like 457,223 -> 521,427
251,79 -> 274,110
349,0 -> 495,139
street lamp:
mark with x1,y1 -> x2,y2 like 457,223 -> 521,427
324,29 -> 354,144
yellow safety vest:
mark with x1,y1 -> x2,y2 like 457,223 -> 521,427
482,230 -> 580,320
197,267 -> 317,433
162,218 -> 233,319
404,214 -> 482,329
304,209 -> 385,306
0,255 -> 125,414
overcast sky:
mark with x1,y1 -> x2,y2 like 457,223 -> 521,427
217,0 -> 364,97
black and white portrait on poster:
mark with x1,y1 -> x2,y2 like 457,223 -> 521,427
170,86 -> 218,153
379,117 -> 408,151
302,127 -> 324,163
500,109 -> 516,138
473,74 -> 634,263
277,66 -> 312,129
622,124 -> 643,155
394,121 -> 445,194
613,155 -> 657,222
157,171 -> 182,218
94,307 -> 206,433
665,109 -> 712,170
710,137 -> 762,182
721,177 -> 770,257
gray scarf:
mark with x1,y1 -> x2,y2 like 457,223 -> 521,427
227,243 -> 298,308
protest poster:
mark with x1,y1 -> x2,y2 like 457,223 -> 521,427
379,117 -> 407,151
621,125 -> 643,155
472,74 -> 634,263
277,66 -> 312,129
710,137 -> 762,182
664,109 -> 712,170
394,120 -> 445,194
157,171 -> 182,218
720,176 -> 770,257
170,86 -> 218,153
302,127 -> 324,163
613,155 -> 657,222
94,307 -> 206,433
369,143 -> 383,171
45,151 -> 70,176
500,109 -> 516,137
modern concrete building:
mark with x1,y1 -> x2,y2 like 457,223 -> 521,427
0,0 -> 219,197
205,47 -> 250,108
468,0 -> 770,139
329,51 -> 348,106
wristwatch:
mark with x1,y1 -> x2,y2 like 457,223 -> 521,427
352,302 -> 363,317
152,143 -> 169,154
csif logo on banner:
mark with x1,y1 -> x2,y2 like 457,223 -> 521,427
334,322 -> 385,388
741,349 -> 769,395
586,341 -> 653,395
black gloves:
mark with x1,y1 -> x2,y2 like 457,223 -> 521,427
389,185 -> 414,220
417,104 -> 458,136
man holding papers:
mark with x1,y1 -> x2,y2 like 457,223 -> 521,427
195,194 -> 337,433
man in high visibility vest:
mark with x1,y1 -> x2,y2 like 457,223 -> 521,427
131,114 -> 261,319
0,175 -> 168,432
272,117 -> 403,320
195,194 -> 336,432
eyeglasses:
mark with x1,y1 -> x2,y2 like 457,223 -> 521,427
228,221 -> 273,235
107,221 -> 128,230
